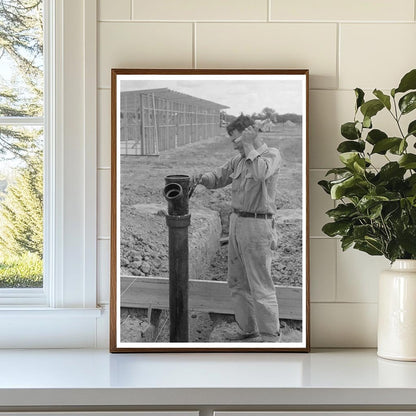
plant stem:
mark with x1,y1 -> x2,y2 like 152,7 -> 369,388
390,97 -> 406,139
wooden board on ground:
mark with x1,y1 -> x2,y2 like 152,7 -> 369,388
121,276 -> 302,320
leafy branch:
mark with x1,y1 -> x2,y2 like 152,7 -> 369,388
319,69 -> 416,262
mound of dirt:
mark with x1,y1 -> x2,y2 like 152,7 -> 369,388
120,203 -> 221,279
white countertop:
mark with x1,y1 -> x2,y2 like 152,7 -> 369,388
0,348 -> 416,408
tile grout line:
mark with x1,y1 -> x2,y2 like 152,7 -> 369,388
97,19 -> 415,24
267,0 -> 271,22
130,0 -> 133,20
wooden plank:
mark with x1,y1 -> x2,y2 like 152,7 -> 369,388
120,276 -> 302,320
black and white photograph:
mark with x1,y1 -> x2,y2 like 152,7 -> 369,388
110,69 -> 309,352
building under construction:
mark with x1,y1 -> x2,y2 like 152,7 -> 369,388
120,88 -> 229,156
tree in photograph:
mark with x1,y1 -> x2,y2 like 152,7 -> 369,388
261,107 -> 276,120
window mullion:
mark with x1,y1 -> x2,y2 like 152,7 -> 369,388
0,117 -> 45,126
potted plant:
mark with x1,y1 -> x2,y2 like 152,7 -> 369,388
319,68 -> 416,361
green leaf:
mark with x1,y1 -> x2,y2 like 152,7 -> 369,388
357,195 -> 389,211
377,162 -> 406,181
339,152 -> 360,167
398,227 -> 416,255
373,89 -> 391,110
325,167 -> 351,176
371,137 -> 402,154
389,139 -> 408,155
353,158 -> 366,174
399,92 -> 416,115
322,221 -> 351,237
341,122 -> 360,140
391,88 -> 396,97
354,241 -> 383,256
395,69 -> 416,94
363,116 -> 372,129
337,140 -> 365,153
407,120 -> 416,138
360,99 -> 384,119
341,235 -> 355,251
386,240 -> 402,263
326,203 -> 357,220
330,176 -> 357,199
369,203 -> 383,220
355,88 -> 365,110
318,180 -> 331,194
399,154 -> 416,169
352,224 -> 374,240
366,129 -> 388,145
405,175 -> 416,197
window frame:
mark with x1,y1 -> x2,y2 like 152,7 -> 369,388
0,0 -> 100,348
0,1 -> 49,305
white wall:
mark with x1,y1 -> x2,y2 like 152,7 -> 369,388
96,0 -> 416,348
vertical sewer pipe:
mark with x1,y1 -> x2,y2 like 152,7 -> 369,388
163,175 -> 191,342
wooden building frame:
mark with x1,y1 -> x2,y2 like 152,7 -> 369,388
120,88 -> 229,156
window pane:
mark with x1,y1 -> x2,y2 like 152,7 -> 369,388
0,0 -> 44,290
0,126 -> 43,289
0,0 -> 44,117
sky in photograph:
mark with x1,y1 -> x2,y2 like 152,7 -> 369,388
120,77 -> 303,116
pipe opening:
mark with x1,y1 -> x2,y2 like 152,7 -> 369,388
166,189 -> 180,198
164,183 -> 183,200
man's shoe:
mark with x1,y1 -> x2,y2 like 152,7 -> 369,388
261,332 -> 281,343
224,327 -> 260,341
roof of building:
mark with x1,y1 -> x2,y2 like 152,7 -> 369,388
121,88 -> 229,110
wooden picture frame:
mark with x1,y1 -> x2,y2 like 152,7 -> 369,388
110,69 -> 310,352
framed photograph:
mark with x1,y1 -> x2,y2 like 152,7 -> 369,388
110,69 -> 310,352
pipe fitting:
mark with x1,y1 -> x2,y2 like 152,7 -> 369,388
163,175 -> 190,216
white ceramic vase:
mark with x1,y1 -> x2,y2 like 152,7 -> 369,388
378,259 -> 416,361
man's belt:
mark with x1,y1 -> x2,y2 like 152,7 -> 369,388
234,210 -> 274,219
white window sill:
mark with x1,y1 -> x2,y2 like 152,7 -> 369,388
0,307 -> 102,316
0,307 -> 105,349
0,349 -> 415,410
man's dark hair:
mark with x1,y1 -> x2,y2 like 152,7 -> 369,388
226,114 -> 254,136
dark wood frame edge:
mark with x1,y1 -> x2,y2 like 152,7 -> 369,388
109,68 -> 310,353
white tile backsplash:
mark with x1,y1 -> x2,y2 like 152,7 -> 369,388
271,0 -> 415,22
310,239 -> 337,302
132,0 -> 268,21
96,1 -> 416,346
98,22 -> 193,88
336,245 -> 390,303
196,23 -> 338,89
98,0 -> 131,21
340,24 -> 416,90
311,302 -> 378,347
309,170 -> 334,237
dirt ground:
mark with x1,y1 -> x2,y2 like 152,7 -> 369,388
120,124 -> 304,343
121,307 -> 303,344
120,125 -> 303,284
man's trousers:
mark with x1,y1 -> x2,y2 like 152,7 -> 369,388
227,213 -> 280,341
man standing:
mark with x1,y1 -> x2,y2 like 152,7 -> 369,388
193,115 -> 282,342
